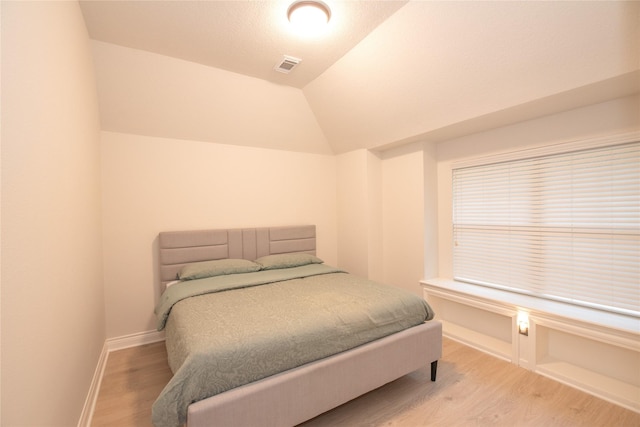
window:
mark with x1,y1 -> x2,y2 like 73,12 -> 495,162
452,135 -> 640,317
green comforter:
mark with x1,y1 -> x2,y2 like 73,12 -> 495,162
152,264 -> 435,427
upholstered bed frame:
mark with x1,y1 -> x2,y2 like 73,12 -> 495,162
158,225 -> 442,427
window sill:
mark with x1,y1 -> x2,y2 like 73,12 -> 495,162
421,278 -> 639,339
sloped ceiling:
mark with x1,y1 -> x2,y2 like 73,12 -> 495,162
81,0 -> 640,154
304,1 -> 640,153
79,0 -> 407,89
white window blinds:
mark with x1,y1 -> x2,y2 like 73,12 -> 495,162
452,139 -> 640,317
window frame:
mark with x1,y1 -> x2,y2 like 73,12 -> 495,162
450,131 -> 640,318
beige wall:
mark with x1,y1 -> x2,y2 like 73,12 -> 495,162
336,150 -> 385,280
423,141 -> 439,281
1,2 -> 105,425
435,95 -> 640,279
366,151 -> 384,282
335,142 -> 430,297
101,131 -> 338,338
336,150 -> 370,277
380,143 -> 425,296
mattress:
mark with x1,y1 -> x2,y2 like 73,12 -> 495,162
152,262 -> 435,427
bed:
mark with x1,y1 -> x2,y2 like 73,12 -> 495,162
152,225 -> 442,427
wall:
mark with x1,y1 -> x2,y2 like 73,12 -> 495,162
422,141 -> 439,281
101,131 -> 337,338
335,150 -> 385,280
436,94 -> 640,278
1,2 -> 105,425
335,142 -> 434,297
380,143 -> 426,296
336,150 -> 370,277
366,151 -> 383,282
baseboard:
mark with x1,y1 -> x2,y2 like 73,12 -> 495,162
77,330 -> 166,426
77,342 -> 109,427
106,329 -> 165,352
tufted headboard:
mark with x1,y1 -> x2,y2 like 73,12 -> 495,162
158,225 -> 316,288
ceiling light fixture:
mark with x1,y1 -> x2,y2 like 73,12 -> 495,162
287,1 -> 331,36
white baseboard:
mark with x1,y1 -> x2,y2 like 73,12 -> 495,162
77,342 -> 108,427
106,329 -> 165,352
77,330 -> 166,426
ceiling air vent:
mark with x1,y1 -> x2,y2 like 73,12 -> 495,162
274,55 -> 301,74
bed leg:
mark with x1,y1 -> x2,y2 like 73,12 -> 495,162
430,360 -> 438,381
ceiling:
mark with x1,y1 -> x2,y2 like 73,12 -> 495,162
79,1 -> 639,155
79,0 -> 407,89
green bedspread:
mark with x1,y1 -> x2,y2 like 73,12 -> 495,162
152,264 -> 435,427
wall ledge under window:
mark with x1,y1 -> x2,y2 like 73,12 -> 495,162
422,278 -> 640,412
421,278 -> 640,347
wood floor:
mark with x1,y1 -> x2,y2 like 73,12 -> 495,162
91,338 -> 640,426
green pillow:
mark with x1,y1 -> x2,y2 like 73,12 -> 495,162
255,253 -> 323,270
179,258 -> 261,280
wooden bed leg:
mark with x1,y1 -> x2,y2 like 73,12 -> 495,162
430,360 -> 438,381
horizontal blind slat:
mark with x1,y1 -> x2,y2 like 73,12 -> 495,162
453,141 -> 640,317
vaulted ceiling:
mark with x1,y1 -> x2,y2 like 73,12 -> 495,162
80,0 -> 407,89
80,1 -> 640,154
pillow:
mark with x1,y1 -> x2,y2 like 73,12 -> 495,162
165,280 -> 182,290
178,258 -> 261,280
255,253 -> 323,270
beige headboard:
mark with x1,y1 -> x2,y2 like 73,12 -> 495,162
158,225 -> 316,287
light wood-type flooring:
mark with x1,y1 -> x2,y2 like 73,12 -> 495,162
91,338 -> 640,426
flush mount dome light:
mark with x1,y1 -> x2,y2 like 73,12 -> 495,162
287,1 -> 331,35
